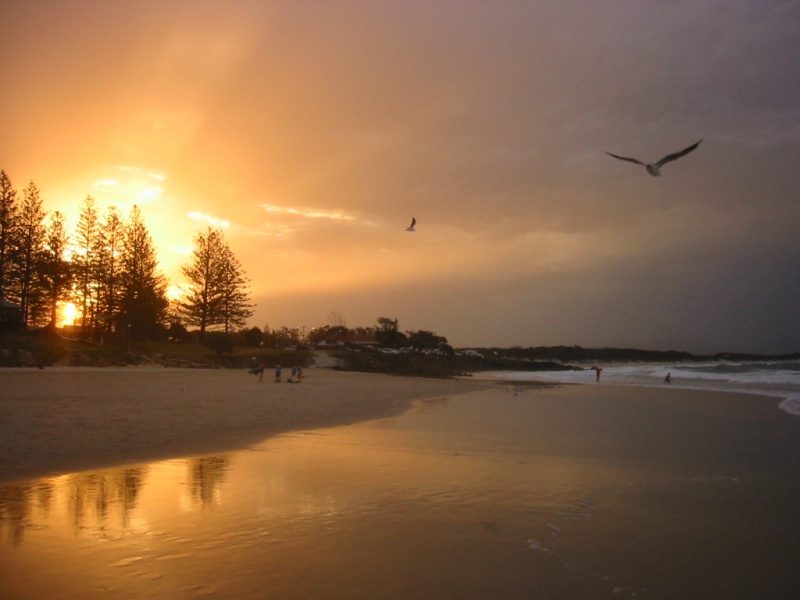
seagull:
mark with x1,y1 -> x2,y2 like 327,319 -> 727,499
405,217 -> 416,232
605,140 -> 702,176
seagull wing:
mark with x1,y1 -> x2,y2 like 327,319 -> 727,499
605,151 -> 645,166
654,140 -> 702,168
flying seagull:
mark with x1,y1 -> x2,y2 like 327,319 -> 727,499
605,140 -> 702,176
406,217 -> 416,232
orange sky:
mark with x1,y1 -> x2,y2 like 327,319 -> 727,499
2,1 -> 799,352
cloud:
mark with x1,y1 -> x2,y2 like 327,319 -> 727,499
258,203 -> 358,222
187,212 -> 230,228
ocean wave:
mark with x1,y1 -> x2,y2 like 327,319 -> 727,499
493,361 -> 800,418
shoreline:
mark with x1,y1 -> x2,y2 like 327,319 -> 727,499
0,366 -> 489,484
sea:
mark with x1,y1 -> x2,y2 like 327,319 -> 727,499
493,360 -> 800,418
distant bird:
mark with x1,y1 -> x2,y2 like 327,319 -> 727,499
605,140 -> 702,176
405,217 -> 416,232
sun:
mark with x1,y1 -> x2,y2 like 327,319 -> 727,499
59,302 -> 77,327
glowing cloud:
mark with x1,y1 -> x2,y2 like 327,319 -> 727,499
93,179 -> 118,188
259,203 -> 357,221
187,211 -> 231,228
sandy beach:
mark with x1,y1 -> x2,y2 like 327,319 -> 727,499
0,365 -> 488,484
3,365 -> 800,598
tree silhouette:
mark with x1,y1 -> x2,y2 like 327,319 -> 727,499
13,182 -> 48,326
0,170 -> 18,304
174,227 -> 252,340
40,210 -> 72,329
95,205 -> 125,338
119,205 -> 168,341
73,196 -> 100,334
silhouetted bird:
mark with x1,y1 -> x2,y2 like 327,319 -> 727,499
606,140 -> 702,176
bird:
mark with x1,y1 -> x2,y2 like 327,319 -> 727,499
405,217 -> 416,232
605,140 -> 702,176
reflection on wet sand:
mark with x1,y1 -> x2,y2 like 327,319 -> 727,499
0,481 -> 55,547
187,456 -> 230,509
0,454 -> 231,548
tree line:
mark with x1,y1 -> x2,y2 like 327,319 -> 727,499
0,170 -> 253,342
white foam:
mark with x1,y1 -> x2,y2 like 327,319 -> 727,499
494,361 -> 800,418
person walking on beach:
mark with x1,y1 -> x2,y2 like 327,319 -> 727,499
296,366 -> 303,383
665,372 -> 672,384
275,365 -> 282,383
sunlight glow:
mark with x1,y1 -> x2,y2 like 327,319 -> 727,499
90,168 -> 166,207
60,302 -> 77,327
167,286 -> 184,301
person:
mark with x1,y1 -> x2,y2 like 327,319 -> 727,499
288,366 -> 298,382
296,366 -> 303,383
249,357 -> 265,382
594,367 -> 603,382
665,372 -> 672,384
274,364 -> 282,383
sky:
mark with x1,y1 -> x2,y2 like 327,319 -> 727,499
2,0 -> 799,353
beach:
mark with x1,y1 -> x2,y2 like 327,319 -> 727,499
0,365 -> 487,484
3,366 -> 800,598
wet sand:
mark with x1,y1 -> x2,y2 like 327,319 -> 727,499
0,366 -> 487,484
2,370 -> 800,598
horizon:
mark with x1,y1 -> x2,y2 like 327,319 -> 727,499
2,1 -> 799,355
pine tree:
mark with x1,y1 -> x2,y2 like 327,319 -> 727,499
73,196 -> 100,335
218,242 -> 254,333
120,205 -> 168,341
175,228 -> 225,340
13,181 -> 48,327
175,227 -> 253,340
95,205 -> 125,337
0,170 -> 18,303
39,210 -> 72,329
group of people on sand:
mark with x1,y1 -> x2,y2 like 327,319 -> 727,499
273,364 -> 303,383
249,359 -> 303,384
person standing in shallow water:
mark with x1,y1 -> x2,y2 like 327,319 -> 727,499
665,372 -> 672,384
594,367 -> 603,382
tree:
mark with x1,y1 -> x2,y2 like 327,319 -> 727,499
262,325 -> 301,348
175,227 -> 253,340
12,181 -> 48,327
39,211 -> 72,328
407,329 -> 448,350
72,196 -> 100,335
218,242 -> 254,333
174,227 -> 225,341
95,206 -> 125,337
374,317 -> 407,348
204,331 -> 236,356
328,309 -> 347,328
119,205 -> 168,341
237,326 -> 263,347
0,170 -> 18,303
